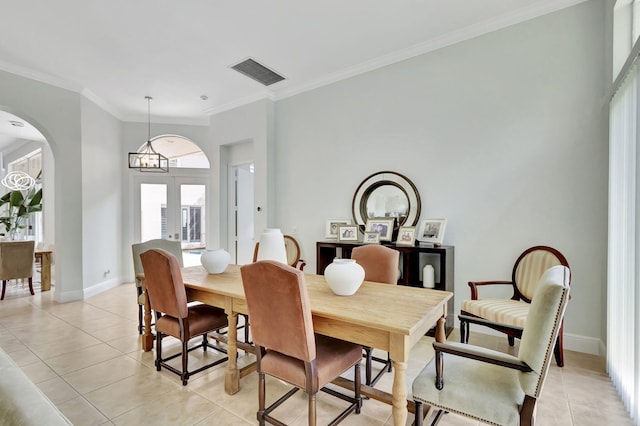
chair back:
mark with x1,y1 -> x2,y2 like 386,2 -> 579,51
283,235 -> 302,267
351,244 -> 400,284
140,248 -> 188,319
0,241 -> 35,280
513,246 -> 568,301
132,239 -> 183,278
240,261 -> 316,362
518,265 -> 570,397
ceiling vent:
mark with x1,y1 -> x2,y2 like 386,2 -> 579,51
231,58 -> 285,86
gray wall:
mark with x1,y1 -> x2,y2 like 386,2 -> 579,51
273,1 -> 608,351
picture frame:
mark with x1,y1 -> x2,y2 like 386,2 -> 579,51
337,224 -> 359,242
365,218 -> 394,241
417,218 -> 447,245
325,219 -> 351,239
396,226 -> 416,246
363,231 -> 380,244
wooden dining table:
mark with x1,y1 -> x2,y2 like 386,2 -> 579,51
34,250 -> 52,291
141,264 -> 452,426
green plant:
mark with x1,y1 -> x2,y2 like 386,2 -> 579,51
0,177 -> 42,239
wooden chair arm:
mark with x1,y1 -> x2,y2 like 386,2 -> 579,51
433,341 -> 532,390
297,259 -> 307,271
467,280 -> 513,299
458,314 -> 523,335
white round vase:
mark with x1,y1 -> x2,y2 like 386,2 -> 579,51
200,249 -> 231,274
324,259 -> 365,296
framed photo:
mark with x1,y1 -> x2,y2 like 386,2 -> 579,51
365,218 -> 394,241
417,218 -> 447,245
396,226 -> 416,246
363,231 -> 380,244
325,219 -> 350,239
337,224 -> 359,242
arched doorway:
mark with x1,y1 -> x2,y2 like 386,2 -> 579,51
132,135 -> 210,267
0,110 -> 55,295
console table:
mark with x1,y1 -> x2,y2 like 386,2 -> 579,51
316,241 -> 454,335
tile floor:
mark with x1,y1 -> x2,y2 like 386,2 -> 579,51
0,281 -> 634,425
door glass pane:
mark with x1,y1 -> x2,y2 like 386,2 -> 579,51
180,184 -> 206,266
140,184 -> 167,241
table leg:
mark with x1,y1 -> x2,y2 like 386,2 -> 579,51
391,360 -> 408,426
40,253 -> 51,291
435,316 -> 446,343
224,311 -> 240,395
142,291 -> 154,352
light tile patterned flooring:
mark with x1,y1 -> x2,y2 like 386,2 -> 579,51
0,281 -> 634,425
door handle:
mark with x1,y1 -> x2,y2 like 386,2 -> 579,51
174,233 -> 179,240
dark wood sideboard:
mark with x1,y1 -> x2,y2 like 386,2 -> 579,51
316,241 -> 454,336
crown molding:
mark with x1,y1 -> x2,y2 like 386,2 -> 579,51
0,60 -> 81,93
274,0 -> 589,102
203,91 -> 276,116
81,89 -> 125,121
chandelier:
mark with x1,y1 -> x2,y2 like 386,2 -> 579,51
128,96 -> 169,172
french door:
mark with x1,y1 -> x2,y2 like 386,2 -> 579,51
134,176 -> 207,264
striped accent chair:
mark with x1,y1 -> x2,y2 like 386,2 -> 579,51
459,246 -> 570,367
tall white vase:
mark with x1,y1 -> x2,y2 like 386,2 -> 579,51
324,259 -> 365,296
200,248 -> 231,274
257,228 -> 287,264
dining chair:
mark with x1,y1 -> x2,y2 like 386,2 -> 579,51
132,239 -> 183,334
351,244 -> 400,386
412,265 -> 570,426
240,260 -> 362,425
140,248 -> 229,385
0,240 -> 35,300
459,246 -> 570,366
252,234 -> 306,270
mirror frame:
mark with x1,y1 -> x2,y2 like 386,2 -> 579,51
352,171 -> 421,232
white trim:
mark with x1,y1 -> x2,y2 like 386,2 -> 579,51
83,277 -> 122,299
564,333 -> 606,356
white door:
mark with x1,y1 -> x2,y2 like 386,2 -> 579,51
134,176 -> 207,266
230,164 -> 254,264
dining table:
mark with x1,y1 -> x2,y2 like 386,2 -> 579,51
141,264 -> 452,426
34,250 -> 52,291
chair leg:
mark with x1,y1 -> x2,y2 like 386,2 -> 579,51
308,393 -> 317,426
28,277 -> 34,295
181,341 -> 189,385
364,347 -> 373,385
415,401 -> 424,426
460,318 -> 468,343
138,304 -> 143,335
155,332 -> 162,371
554,327 -> 564,367
1,280 -> 6,300
257,371 -> 266,425
354,362 -> 362,414
202,334 -> 208,351
508,335 -> 515,346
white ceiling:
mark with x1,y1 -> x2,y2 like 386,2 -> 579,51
0,0 -> 584,128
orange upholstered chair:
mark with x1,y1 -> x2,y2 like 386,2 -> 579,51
351,244 -> 400,385
240,261 -> 362,425
459,246 -> 570,367
0,241 -> 35,300
140,248 -> 228,385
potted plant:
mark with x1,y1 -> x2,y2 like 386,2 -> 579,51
0,174 -> 42,240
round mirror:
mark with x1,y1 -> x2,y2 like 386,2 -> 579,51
352,171 -> 421,231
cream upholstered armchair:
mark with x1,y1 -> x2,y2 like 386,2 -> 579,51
132,239 -> 183,334
412,265 -> 570,426
459,246 -> 570,366
0,240 -> 35,300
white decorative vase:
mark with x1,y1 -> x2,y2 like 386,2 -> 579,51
423,264 -> 435,288
257,228 -> 287,264
324,259 -> 365,296
200,249 -> 231,274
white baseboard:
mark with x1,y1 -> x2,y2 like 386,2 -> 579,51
458,326 -> 605,356
83,276 -> 123,299
564,332 -> 605,356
